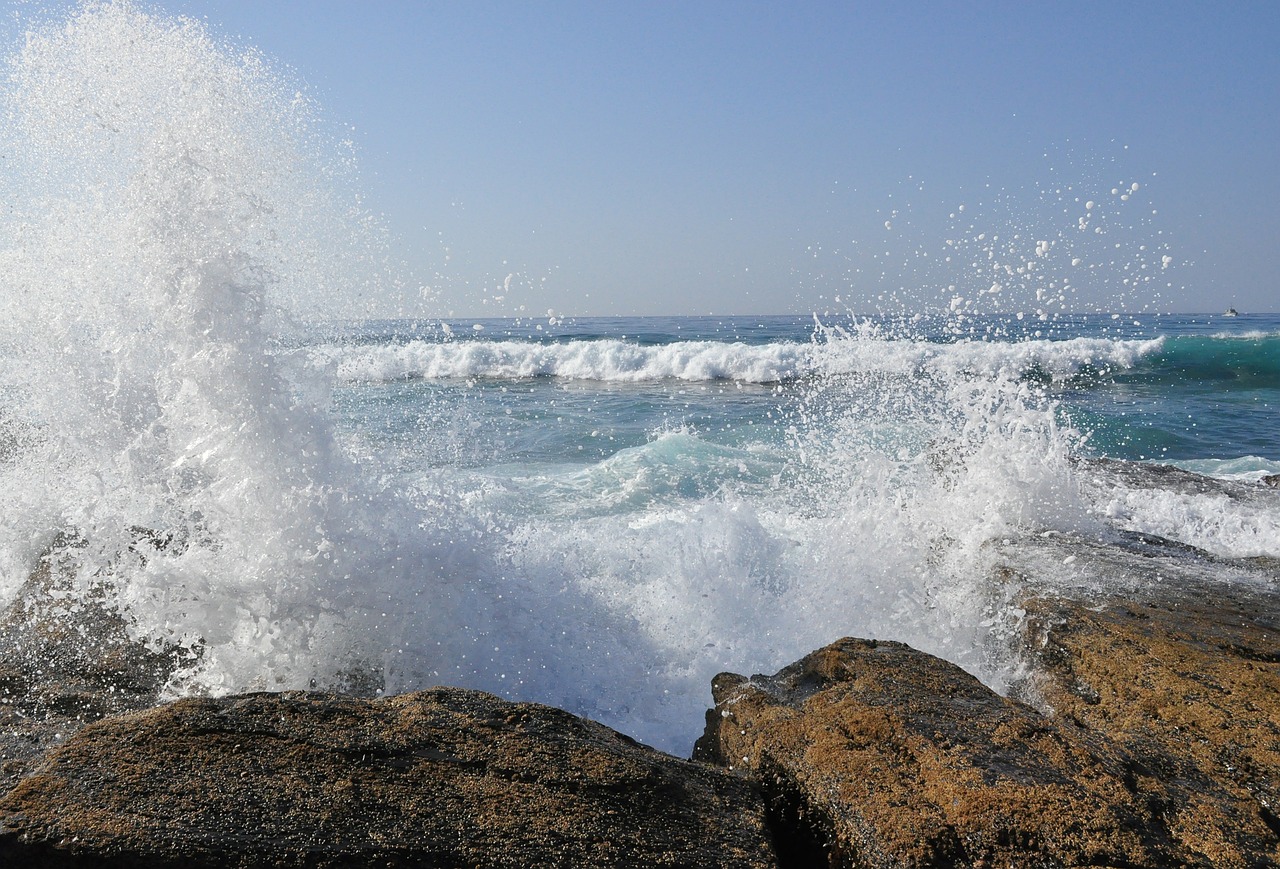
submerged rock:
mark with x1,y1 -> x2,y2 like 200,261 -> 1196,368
0,688 -> 777,868
694,637 -> 1183,868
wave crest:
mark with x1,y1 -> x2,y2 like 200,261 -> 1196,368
319,335 -> 1164,385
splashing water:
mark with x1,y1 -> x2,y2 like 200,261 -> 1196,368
0,1 -> 452,696
3,3 -> 1267,755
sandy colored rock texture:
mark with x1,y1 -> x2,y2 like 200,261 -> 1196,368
695,637 -> 1187,868
0,688 -> 777,868
695,532 -> 1280,869
1020,583 -> 1280,867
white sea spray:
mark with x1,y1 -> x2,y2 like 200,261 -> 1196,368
1,3 -> 1269,758
0,1 -> 463,695
315,332 -> 1162,385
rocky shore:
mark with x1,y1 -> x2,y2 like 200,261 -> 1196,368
1,524 -> 1277,867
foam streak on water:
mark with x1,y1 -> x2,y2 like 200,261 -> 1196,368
318,333 -> 1163,386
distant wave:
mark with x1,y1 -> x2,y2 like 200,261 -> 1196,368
324,339 -> 812,383
1142,334 -> 1280,386
1208,330 -> 1280,340
318,335 -> 1164,385
815,335 -> 1163,382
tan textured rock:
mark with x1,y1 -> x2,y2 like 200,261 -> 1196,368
694,637 -> 1187,868
994,519 -> 1280,866
695,521 -> 1280,869
1020,584 -> 1280,867
0,688 -> 778,868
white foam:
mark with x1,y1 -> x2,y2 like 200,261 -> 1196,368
1101,487 -> 1280,559
318,334 -> 1162,385
323,339 -> 813,384
0,2 -> 1248,758
0,2 -> 457,695
1209,330 -> 1280,340
1175,456 -> 1280,481
813,334 -> 1163,382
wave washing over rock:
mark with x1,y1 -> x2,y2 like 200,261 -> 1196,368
0,4 -> 1277,866
0,0 -> 457,699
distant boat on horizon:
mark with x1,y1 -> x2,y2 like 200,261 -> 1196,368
1224,308 -> 1239,317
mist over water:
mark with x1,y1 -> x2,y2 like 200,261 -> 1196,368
2,3 -> 1276,754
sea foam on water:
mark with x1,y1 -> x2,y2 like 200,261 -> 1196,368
0,1 -> 1109,745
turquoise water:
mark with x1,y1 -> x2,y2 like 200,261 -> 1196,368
320,312 -> 1280,474
2,4 -> 1277,754
289,312 -> 1280,748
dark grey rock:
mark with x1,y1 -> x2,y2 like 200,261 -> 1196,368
0,533 -> 193,793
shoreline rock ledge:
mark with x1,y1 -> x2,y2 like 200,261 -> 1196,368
694,578 -> 1280,868
0,689 -> 777,868
0,539 -> 777,868
695,638 -> 1183,868
2,530 -> 1278,867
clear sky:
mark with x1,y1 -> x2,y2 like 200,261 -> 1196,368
7,1 -> 1279,317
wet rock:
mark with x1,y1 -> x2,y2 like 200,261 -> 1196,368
994,525 -> 1280,865
0,534 -> 193,793
0,688 -> 777,868
695,520 -> 1280,869
694,638 -> 1184,868
0,538 -> 776,867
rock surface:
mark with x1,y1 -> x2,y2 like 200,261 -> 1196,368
695,529 -> 1280,868
1006,525 -> 1280,866
0,688 -> 778,868
0,534 -> 190,793
694,638 -> 1185,868
1020,584 -> 1280,865
4,513 -> 1278,867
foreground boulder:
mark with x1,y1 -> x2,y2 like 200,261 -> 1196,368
0,688 -> 777,868
3,499 -> 1274,866
694,638 -> 1184,868
695,529 -> 1280,868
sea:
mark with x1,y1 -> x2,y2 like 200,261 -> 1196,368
1,4 -> 1278,754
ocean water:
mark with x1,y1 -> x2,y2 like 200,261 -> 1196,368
2,4 -> 1278,753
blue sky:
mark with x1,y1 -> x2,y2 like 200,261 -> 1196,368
9,1 -> 1279,316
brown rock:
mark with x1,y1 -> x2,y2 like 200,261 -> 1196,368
0,688 -> 777,868
992,523 -> 1280,866
694,637 -> 1183,868
695,522 -> 1280,868
1020,584 -> 1280,866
